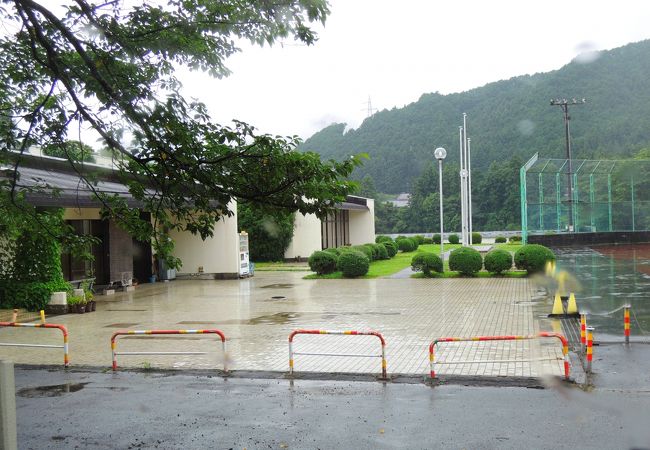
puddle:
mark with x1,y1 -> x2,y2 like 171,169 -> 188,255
260,283 -> 294,289
18,382 -> 88,398
247,312 -> 301,325
271,296 -> 286,299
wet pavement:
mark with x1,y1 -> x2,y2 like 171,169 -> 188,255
12,366 -> 650,450
0,272 -> 567,378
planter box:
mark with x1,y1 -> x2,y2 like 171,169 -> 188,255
46,291 -> 68,315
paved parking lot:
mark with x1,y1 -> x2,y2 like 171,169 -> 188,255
0,272 -> 565,378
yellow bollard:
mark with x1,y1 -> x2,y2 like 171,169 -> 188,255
40,310 -> 46,324
11,309 -> 18,323
567,293 -> 579,315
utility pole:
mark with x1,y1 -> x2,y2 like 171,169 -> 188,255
550,98 -> 585,232
363,96 -> 377,118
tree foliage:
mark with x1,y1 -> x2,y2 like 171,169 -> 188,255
0,0 -> 361,267
237,203 -> 295,262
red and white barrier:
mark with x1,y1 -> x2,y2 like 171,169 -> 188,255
288,329 -> 387,379
0,322 -> 69,367
111,329 -> 227,371
428,332 -> 570,380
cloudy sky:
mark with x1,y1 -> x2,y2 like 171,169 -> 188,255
180,0 -> 650,140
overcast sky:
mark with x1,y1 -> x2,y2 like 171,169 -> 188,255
182,0 -> 650,140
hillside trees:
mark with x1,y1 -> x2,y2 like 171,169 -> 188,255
0,0 -> 362,266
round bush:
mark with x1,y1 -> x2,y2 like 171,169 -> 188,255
509,235 -> 522,243
423,237 -> 433,245
411,252 -> 443,275
375,243 -> 389,260
308,251 -> 338,275
495,236 -> 507,244
364,244 -> 380,260
413,235 -> 425,245
448,247 -> 483,275
323,247 -> 340,256
471,232 -> 482,244
397,238 -> 417,252
484,249 -> 513,274
382,241 -> 398,258
337,250 -> 370,277
432,234 -> 441,244
352,245 -> 373,260
514,244 -> 555,274
375,235 -> 393,244
448,234 -> 460,244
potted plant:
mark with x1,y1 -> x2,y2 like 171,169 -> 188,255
84,288 -> 96,312
67,295 -> 85,314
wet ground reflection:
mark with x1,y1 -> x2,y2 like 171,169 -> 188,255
554,244 -> 650,334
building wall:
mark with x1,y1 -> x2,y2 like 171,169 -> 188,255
349,199 -> 375,245
284,213 -> 322,259
169,203 -> 240,278
63,208 -> 102,220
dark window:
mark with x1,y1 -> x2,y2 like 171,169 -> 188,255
321,210 -> 349,249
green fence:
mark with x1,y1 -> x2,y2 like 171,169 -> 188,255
520,153 -> 650,243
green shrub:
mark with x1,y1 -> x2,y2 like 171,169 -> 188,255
382,241 -> 398,258
411,252 -> 443,275
324,247 -> 340,256
375,235 -> 393,244
448,247 -> 483,275
375,243 -> 389,260
509,235 -> 522,243
471,232 -> 482,244
423,237 -> 433,245
484,249 -> 513,274
514,244 -> 555,274
413,235 -> 425,245
237,204 -> 295,261
432,234 -> 441,244
397,238 -> 417,252
448,234 -> 459,244
308,251 -> 338,275
337,251 -> 370,277
352,245 -> 373,260
495,236 -> 507,243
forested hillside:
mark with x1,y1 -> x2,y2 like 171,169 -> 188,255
302,39 -> 650,195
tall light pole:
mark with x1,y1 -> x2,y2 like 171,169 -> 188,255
550,98 -> 585,232
434,147 -> 447,262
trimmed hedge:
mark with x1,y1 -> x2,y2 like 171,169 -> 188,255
351,245 -> 373,260
413,235 -> 425,245
471,232 -> 482,244
308,251 -> 338,275
364,244 -> 380,260
448,234 -> 459,244
448,247 -> 482,275
514,244 -> 555,274
375,235 -> 393,244
411,252 -> 443,275
337,250 -> 370,277
374,243 -> 389,260
509,235 -> 522,243
323,247 -> 340,256
382,241 -> 398,257
423,237 -> 433,245
484,249 -> 513,274
495,236 -> 507,244
432,234 -> 441,244
397,238 -> 418,252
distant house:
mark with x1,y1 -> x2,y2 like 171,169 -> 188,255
388,193 -> 410,208
284,196 -> 375,260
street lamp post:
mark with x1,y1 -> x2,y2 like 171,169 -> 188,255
434,147 -> 447,263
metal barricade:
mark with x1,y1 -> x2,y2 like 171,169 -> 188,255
0,322 -> 69,367
429,332 -> 570,380
288,329 -> 387,378
111,329 -> 227,371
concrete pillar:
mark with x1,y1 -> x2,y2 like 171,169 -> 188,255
0,360 -> 17,450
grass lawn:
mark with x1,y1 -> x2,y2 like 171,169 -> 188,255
253,261 -> 311,272
494,243 -> 524,253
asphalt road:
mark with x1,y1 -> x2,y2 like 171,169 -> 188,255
12,366 -> 650,450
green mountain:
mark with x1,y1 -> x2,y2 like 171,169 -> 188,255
302,39 -> 650,194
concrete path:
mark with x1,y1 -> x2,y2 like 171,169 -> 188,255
0,272 -> 565,378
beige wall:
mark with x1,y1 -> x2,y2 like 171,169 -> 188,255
284,213 -> 322,259
169,202 -> 239,277
63,208 -> 102,220
349,199 -> 375,245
